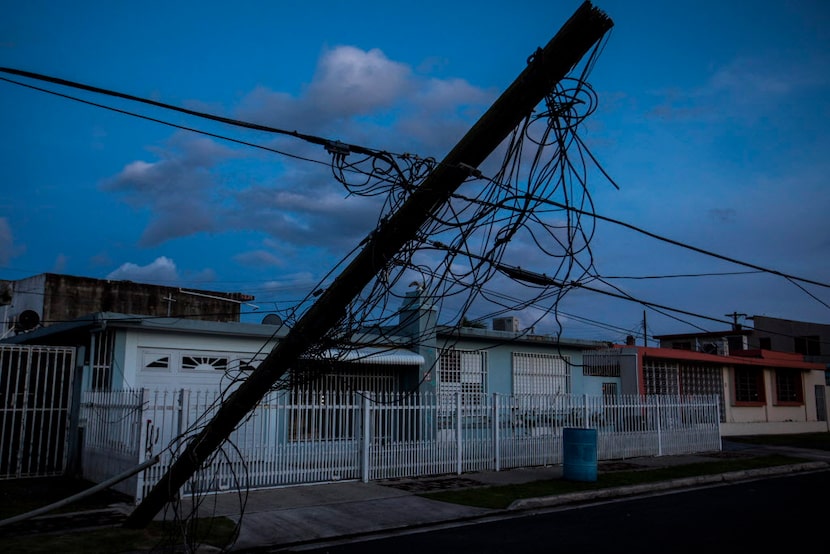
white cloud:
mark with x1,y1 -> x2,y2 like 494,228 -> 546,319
102,133 -> 239,246
101,45 -> 495,282
307,46 -> 413,116
106,256 -> 180,283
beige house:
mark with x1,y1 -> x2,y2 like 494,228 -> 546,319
612,345 -> 828,436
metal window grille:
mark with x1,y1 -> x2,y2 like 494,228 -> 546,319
437,348 -> 488,398
582,349 -> 621,377
512,352 -> 570,395
91,330 -> 114,391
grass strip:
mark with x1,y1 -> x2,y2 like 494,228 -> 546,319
0,516 -> 238,554
420,454 -> 807,509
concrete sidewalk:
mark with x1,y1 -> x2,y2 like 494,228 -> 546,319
148,442 -> 830,552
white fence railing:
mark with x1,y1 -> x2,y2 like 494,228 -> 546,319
79,389 -> 721,501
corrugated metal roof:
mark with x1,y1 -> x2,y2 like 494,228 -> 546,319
317,347 -> 425,366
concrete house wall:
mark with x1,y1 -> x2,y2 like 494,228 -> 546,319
1,273 -> 255,338
436,326 -> 610,396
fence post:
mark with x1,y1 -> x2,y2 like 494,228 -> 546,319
136,388 -> 150,503
655,395 -> 663,456
176,389 -> 185,451
456,392 -> 462,475
361,394 -> 371,483
583,394 -> 589,429
492,393 -> 500,472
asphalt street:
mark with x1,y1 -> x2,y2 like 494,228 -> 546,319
283,468 -> 829,553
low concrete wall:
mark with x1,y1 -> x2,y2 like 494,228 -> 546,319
721,420 -> 829,436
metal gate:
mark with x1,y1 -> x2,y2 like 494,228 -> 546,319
0,344 -> 76,478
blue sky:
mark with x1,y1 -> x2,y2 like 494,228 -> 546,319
1,0 -> 829,342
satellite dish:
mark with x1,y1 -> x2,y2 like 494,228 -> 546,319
17,310 -> 40,331
261,314 -> 283,326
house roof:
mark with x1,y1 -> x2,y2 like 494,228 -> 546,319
627,346 -> 824,371
653,329 -> 752,340
1,311 -> 289,344
436,324 -> 608,349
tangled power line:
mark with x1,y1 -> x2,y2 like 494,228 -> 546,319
1,60 -> 826,342
2,29 -> 829,544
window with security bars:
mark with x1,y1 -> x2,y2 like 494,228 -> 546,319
775,370 -> 803,404
582,350 -> 620,377
512,352 -> 570,395
91,330 -> 115,390
734,367 -> 765,403
437,348 -> 488,398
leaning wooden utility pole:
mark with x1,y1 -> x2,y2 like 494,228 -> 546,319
125,0 -> 613,528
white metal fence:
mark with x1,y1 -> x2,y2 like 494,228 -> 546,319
79,389 -> 721,501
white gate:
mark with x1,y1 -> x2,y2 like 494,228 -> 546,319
0,344 -> 76,478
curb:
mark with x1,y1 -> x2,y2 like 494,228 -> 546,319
230,461 -> 830,552
507,461 -> 829,511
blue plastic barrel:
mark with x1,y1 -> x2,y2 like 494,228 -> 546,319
562,427 -> 598,482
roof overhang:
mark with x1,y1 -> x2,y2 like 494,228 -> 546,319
314,347 -> 425,366
632,346 -> 824,371
653,330 -> 752,340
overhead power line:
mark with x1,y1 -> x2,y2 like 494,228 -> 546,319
4,66 -> 826,297
600,270 -> 763,280
536,198 -> 830,290
0,74 -> 330,166
428,239 -> 737,329
453,190 -> 830,291
0,67 -> 382,158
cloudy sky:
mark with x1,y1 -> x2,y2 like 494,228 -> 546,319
1,0 -> 828,342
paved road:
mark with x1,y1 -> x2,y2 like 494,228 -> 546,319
284,468 -> 829,553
